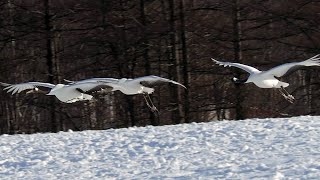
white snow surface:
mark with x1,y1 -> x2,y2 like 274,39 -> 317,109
1,116 -> 320,179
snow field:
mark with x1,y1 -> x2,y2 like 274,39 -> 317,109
0,116 -> 320,179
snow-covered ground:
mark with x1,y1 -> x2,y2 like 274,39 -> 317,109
1,116 -> 320,179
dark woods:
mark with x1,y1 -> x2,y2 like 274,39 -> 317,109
0,0 -> 319,134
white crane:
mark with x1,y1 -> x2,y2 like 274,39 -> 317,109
0,78 -> 115,103
89,75 -> 187,112
212,54 -> 320,103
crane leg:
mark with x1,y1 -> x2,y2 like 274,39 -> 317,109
279,86 -> 295,103
143,93 -> 159,114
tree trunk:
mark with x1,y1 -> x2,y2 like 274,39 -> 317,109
140,0 -> 159,126
232,0 -> 245,120
178,0 -> 190,122
44,0 -> 57,132
168,0 -> 184,124
7,0 -> 16,134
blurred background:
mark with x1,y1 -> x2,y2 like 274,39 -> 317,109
0,0 -> 319,134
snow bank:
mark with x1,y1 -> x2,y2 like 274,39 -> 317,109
1,116 -> 320,179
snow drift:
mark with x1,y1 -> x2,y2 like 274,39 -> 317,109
0,116 -> 320,179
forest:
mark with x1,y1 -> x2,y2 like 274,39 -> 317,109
0,0 -> 319,134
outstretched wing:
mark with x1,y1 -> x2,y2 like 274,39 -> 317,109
0,82 -> 55,95
265,54 -> 320,77
64,78 -> 119,94
65,77 -> 119,85
132,75 -> 186,88
212,58 -> 261,75
70,82 -> 114,94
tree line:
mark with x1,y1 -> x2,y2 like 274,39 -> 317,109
0,0 -> 319,134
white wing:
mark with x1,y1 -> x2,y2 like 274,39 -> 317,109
265,54 -> 320,77
64,77 -> 119,84
0,82 -> 55,95
212,58 -> 261,74
63,78 -> 119,93
131,75 -> 186,88
68,81 -> 114,93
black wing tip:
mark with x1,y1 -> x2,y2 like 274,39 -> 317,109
75,88 -> 85,93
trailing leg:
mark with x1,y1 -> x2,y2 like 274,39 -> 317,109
143,93 -> 159,113
279,86 -> 294,103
